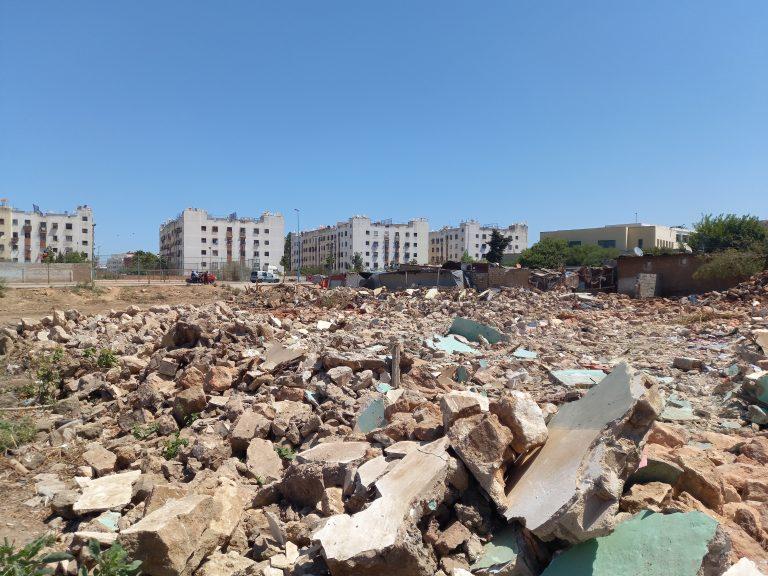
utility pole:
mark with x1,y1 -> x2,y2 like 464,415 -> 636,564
294,208 -> 301,284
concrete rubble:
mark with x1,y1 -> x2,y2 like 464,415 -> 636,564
2,274 -> 768,575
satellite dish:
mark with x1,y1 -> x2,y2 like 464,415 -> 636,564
683,243 -> 693,253
633,247 -> 644,257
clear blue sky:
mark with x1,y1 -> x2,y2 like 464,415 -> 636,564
1,1 -> 766,255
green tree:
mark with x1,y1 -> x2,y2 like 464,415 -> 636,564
280,234 -> 291,270
130,251 -> 166,272
324,254 -> 335,273
461,250 -> 474,264
689,214 -> 768,253
565,244 -> 620,266
518,237 -> 569,268
485,230 -> 512,264
694,249 -> 765,280
351,252 -> 364,272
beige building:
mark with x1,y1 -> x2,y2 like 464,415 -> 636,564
429,221 -> 528,264
291,216 -> 429,273
160,208 -> 284,273
540,223 -> 691,252
0,200 -> 94,262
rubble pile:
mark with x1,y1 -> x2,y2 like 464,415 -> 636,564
2,281 -> 768,576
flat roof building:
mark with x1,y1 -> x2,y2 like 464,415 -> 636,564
160,208 -> 284,273
0,201 -> 94,263
429,221 -> 528,264
290,216 -> 429,273
540,223 -> 691,252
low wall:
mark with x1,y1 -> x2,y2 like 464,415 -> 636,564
0,262 -> 92,283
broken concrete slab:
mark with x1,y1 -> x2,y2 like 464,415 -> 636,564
439,390 -> 490,429
755,330 -> 768,357
512,348 -> 537,360
314,437 -> 452,576
261,343 -> 307,373
492,391 -> 548,454
296,441 -> 370,465
661,394 -> 698,422
448,317 -> 509,345
549,369 -> 606,388
471,524 -> 546,576
354,396 -> 387,434
744,371 -> 768,406
82,445 -> 117,476
426,334 -> 480,356
540,511 -> 724,576
73,470 -> 141,514
503,363 -> 663,543
247,438 -> 284,483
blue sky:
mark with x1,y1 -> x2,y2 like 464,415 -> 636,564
1,1 -> 766,255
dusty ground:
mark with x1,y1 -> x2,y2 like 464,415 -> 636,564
0,284 -> 238,327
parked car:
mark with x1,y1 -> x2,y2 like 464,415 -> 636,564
250,270 -> 280,283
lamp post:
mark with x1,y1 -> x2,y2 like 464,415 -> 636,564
294,209 -> 301,284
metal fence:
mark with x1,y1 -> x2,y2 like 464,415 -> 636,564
96,255 -> 275,282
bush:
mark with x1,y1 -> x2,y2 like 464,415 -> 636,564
162,432 -> 188,460
31,348 -> 65,404
80,539 -> 141,576
96,349 -> 118,370
693,249 -> 765,281
689,214 -> 768,253
0,418 -> 36,453
274,446 -> 296,461
0,278 -> 7,298
0,534 -> 72,576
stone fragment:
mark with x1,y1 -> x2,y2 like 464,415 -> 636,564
296,441 -> 370,465
230,411 -> 271,454
673,356 -> 703,371
439,391 -> 490,429
197,551 -> 256,576
620,481 -> 672,513
161,322 -> 201,349
448,317 -> 508,344
434,521 -> 471,556
448,413 -> 514,508
327,366 -> 353,386
82,445 -> 117,476
314,438 -> 452,576
173,385 -> 207,421
540,511 -> 725,576
492,391 -> 548,454
262,343 -> 306,372
246,438 -> 283,483
503,363 -> 663,543
73,470 -> 142,514
549,369 -> 606,388
205,366 -> 235,393
471,524 -> 547,576
119,478 -> 247,576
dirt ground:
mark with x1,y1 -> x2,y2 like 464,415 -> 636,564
0,284 -> 238,327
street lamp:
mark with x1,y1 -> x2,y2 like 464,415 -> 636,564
294,208 -> 301,284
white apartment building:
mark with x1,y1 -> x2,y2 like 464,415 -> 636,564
159,208 -> 285,273
290,216 -> 429,273
0,201 -> 94,262
429,221 -> 528,264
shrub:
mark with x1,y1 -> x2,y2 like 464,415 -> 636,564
96,349 -> 118,370
0,278 -> 7,299
162,432 -> 188,460
0,418 -> 36,453
274,446 -> 296,461
80,539 -> 141,576
32,348 -> 65,404
0,534 -> 72,576
693,249 -> 765,281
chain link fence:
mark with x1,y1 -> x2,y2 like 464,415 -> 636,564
95,255 -> 273,282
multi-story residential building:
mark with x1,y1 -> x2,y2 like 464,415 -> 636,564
540,223 -> 691,251
159,208 -> 285,273
429,221 -> 528,264
290,216 -> 429,273
0,201 -> 94,262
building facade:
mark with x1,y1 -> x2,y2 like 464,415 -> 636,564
428,221 -> 528,264
290,216 -> 429,273
159,208 -> 285,273
0,201 -> 94,263
540,223 -> 691,252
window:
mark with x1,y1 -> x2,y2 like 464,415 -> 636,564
253,228 -> 259,234
264,251 -> 269,256
413,242 -> 417,247
82,216 -> 88,221
240,227 -> 245,234
366,230 -> 370,235
201,249 -> 207,255
12,219 -> 18,225
66,235 -> 72,241
254,251 -> 259,257
414,232 -> 418,237
66,223 -> 72,230
365,241 -> 369,246
568,241 -> 582,247
637,239 -> 644,248
201,225 -> 207,231
212,226 -> 218,233
82,228 -> 87,233
201,262 -> 207,268
597,240 -> 616,248
365,251 -> 370,256
0,219 -> 3,225
265,240 -> 269,245
201,238 -> 207,243
82,240 -> 88,245
264,229 -> 269,233
25,219 -> 30,225
212,250 -> 219,256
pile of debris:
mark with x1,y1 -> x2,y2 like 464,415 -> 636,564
1,281 -> 767,576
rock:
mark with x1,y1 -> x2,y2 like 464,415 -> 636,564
439,391 -> 489,429
196,551 -> 256,576
119,478 -> 247,576
280,462 -> 326,508
673,356 -> 703,371
722,558 -> 765,576
230,411 -> 271,454
51,489 -> 79,519
82,445 -> 117,476
320,487 -> 344,516
73,470 -> 142,515
620,481 -> 672,513
540,510 -> 727,576
173,385 -> 207,422
434,521 -> 471,556
327,366 -> 354,387
471,524 -> 547,576
314,437 -> 452,576
741,437 -> 768,464
747,405 -> 768,426
205,366 -> 235,393
448,413 -> 514,509
647,422 -> 689,448
161,322 -> 201,349
674,446 -> 727,512
492,391 -> 548,454
502,363 -> 663,543
246,439 -> 284,483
